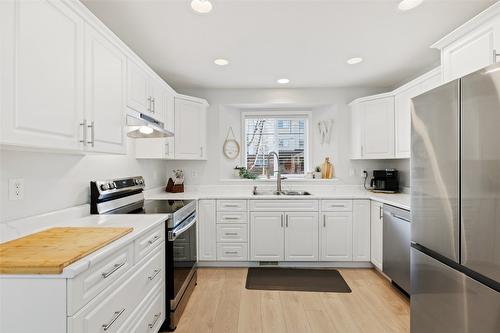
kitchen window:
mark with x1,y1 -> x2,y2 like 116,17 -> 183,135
242,112 -> 310,178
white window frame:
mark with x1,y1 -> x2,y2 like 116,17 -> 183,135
241,110 -> 312,178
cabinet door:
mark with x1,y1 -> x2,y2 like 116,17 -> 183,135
353,200 -> 371,262
174,97 -> 206,160
370,201 -> 384,270
284,212 -> 319,261
127,59 -> 150,115
362,96 -> 395,159
442,19 -> 500,82
350,102 -> 364,159
395,85 -> 419,158
84,25 -> 126,154
320,212 -> 353,261
164,90 -> 175,159
198,200 -> 216,261
250,212 -> 284,261
1,0 -> 84,150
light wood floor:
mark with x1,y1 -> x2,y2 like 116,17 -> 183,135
173,268 -> 410,333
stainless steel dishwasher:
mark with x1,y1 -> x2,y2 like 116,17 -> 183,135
383,204 -> 411,295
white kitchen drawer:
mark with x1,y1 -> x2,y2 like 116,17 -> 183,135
124,284 -> 164,333
217,211 -> 248,224
67,243 -> 134,316
321,200 -> 353,212
216,224 -> 248,243
134,224 -> 164,262
217,200 -> 247,212
217,243 -> 248,261
249,200 -> 319,212
68,244 -> 164,333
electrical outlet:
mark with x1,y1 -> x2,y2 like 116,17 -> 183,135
9,178 -> 24,200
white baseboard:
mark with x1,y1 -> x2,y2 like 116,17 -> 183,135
197,261 -> 373,268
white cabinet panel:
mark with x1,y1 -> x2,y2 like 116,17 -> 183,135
352,200 -> 371,262
217,211 -> 248,224
249,200 -> 318,212
284,212 -> 319,261
1,0 -> 84,150
320,212 -> 353,261
371,201 -> 384,270
395,85 -> 419,158
362,96 -> 395,159
250,212 -> 284,261
198,200 -> 216,261
84,24 -> 126,154
217,243 -> 248,261
350,102 -> 364,159
217,200 -> 247,212
321,200 -> 352,212
174,97 -> 207,160
127,59 -> 150,115
216,224 -> 248,243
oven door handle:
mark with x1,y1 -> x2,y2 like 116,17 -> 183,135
168,214 -> 197,241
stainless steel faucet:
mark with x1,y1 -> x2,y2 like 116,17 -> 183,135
266,151 -> 286,194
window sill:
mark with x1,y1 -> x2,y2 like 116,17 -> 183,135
220,178 -> 339,183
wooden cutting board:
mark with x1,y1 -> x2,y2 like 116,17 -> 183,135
0,227 -> 133,274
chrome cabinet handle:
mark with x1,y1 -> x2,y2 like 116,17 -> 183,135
165,142 -> 170,156
148,312 -> 161,329
281,214 -> 284,227
223,217 -> 239,220
102,308 -> 125,331
329,204 -> 345,208
323,215 -> 326,228
147,96 -> 152,112
285,214 -> 288,227
493,49 -> 499,63
224,204 -> 239,208
225,251 -> 238,255
87,121 -> 95,147
148,235 -> 160,245
148,268 -> 161,281
152,97 -> 156,113
200,146 -> 203,157
79,120 -> 87,145
391,212 -> 410,223
379,206 -> 383,219
225,232 -> 238,236
102,261 -> 126,279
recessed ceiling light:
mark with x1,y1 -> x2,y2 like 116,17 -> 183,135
398,0 -> 423,11
191,0 -> 213,14
277,78 -> 290,84
347,57 -> 363,65
214,58 -> 229,66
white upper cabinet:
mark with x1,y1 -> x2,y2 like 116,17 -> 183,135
0,0 -> 84,150
174,96 -> 208,160
432,3 -> 500,82
362,96 -> 395,159
394,68 -> 441,158
350,102 -> 364,159
127,59 -> 151,116
84,24 -> 126,154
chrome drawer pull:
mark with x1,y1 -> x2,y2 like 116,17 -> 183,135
148,268 -> 161,281
148,312 -> 161,329
224,217 -> 240,220
225,251 -> 238,254
225,232 -> 238,236
102,261 -> 126,279
224,204 -> 239,207
148,235 -> 160,245
329,204 -> 345,207
102,308 -> 125,331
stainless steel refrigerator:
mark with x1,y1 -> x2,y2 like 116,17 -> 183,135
411,63 -> 500,332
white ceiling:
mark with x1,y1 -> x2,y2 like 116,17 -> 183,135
82,0 -> 497,89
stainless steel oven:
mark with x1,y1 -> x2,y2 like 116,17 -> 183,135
90,176 -> 197,331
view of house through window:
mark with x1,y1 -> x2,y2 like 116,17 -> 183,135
244,115 -> 308,177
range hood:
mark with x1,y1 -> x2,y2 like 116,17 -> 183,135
127,109 -> 174,138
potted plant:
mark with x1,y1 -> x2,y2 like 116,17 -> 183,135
313,166 -> 322,179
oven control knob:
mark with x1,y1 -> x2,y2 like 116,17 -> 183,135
134,179 -> 140,185
139,179 -> 144,184
100,184 -> 108,191
110,183 -> 116,189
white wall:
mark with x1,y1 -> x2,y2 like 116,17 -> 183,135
0,139 -> 167,222
168,88 -> 410,187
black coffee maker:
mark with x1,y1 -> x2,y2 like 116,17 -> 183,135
370,169 -> 399,193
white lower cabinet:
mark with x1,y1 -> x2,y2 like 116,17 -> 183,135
217,243 -> 248,261
250,212 -> 284,261
198,200 -> 217,261
284,212 -> 319,261
371,201 -> 384,270
320,212 -> 353,261
353,200 -> 371,262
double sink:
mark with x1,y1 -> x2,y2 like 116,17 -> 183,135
252,189 -> 311,196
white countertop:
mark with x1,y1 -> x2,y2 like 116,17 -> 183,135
0,207 -> 167,279
145,186 -> 411,211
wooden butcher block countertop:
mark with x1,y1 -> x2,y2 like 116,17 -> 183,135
0,227 -> 133,274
